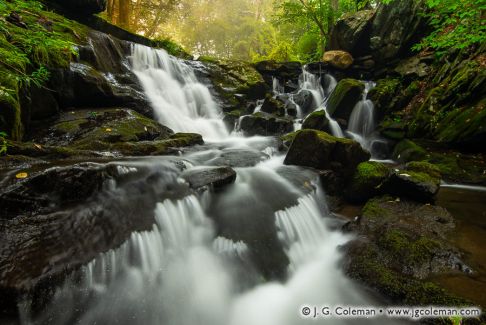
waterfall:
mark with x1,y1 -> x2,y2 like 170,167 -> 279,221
131,44 -> 229,141
346,81 -> 389,157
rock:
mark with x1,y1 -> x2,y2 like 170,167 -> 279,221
392,139 -> 428,163
260,96 -> 285,116
20,86 -> 60,123
383,161 -> 441,202
283,129 -> 370,177
322,50 -> 354,70
223,110 -> 243,131
207,149 -> 269,167
0,163 -> 113,219
292,90 -> 315,114
345,161 -> 390,203
343,196 -> 470,306
394,56 -> 430,79
368,78 -> 401,118
328,10 -> 375,56
301,110 -> 332,133
239,112 -> 293,137
378,118 -> 406,141
327,79 -> 364,120
50,0 -> 107,15
181,166 -> 237,190
369,0 -> 426,61
254,60 -> 302,84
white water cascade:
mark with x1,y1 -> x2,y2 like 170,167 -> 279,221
131,44 -> 229,141
346,81 -> 377,150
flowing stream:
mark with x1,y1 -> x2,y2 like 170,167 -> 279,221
22,45 -> 399,325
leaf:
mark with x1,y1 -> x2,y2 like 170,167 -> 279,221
15,172 -> 28,179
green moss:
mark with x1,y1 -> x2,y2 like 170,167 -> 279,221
368,78 -> 401,115
361,197 -> 392,220
280,130 -> 302,145
0,0 -> 88,140
154,38 -> 191,59
326,78 -> 364,118
346,161 -> 390,202
406,161 -> 441,179
392,139 -> 428,162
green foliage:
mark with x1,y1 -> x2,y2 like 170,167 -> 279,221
0,0 -> 86,139
0,131 -> 7,155
413,0 -> 486,55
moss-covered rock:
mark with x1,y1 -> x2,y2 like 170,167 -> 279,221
392,139 -> 428,163
238,112 -> 293,136
368,78 -> 401,118
378,117 -> 407,140
345,161 -> 390,203
383,161 -> 441,203
301,110 -> 332,133
260,95 -> 286,116
327,78 -> 364,121
284,129 -> 370,177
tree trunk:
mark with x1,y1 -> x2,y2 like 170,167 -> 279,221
118,0 -> 131,29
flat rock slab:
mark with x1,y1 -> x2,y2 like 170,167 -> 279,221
181,166 -> 237,189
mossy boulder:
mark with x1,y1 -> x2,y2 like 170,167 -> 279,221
345,161 -> 390,203
238,112 -> 293,136
383,161 -> 441,203
378,117 -> 407,140
284,129 -> 370,177
260,95 -> 286,116
343,196 -> 472,307
301,110 -> 332,133
368,78 -> 401,118
392,139 -> 428,163
327,79 -> 364,121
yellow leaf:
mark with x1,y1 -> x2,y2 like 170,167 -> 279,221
105,128 -> 112,132
16,172 -> 28,179
33,143 -> 42,150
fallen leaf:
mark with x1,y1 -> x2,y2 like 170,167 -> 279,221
16,172 -> 28,179
105,128 -> 112,132
33,143 -> 42,150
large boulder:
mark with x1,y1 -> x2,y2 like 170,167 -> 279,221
326,79 -> 364,120
50,0 -> 107,15
367,78 -> 401,119
343,195 -> 470,306
322,50 -> 354,70
283,129 -> 370,176
301,110 -> 332,133
392,139 -> 428,163
328,10 -> 375,56
260,95 -> 285,116
369,0 -> 426,62
238,112 -> 293,136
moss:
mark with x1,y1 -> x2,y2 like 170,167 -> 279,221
361,197 -> 392,220
326,78 -> 364,119
280,130 -> 302,144
0,0 -> 88,139
406,161 -> 441,179
392,139 -> 428,162
368,78 -> 401,116
153,38 -> 191,59
346,161 -> 390,203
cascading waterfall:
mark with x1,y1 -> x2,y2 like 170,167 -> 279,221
131,44 -> 229,141
346,81 -> 376,150
22,46 -> 398,325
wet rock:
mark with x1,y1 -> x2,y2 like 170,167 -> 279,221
322,50 -> 354,70
301,110 -> 332,133
34,108 -> 173,148
284,129 -> 370,177
378,118 -> 407,141
383,161 -> 441,203
327,79 -> 364,121
50,0 -> 107,15
207,149 -> 269,167
260,96 -> 285,116
254,60 -> 302,84
181,166 -> 237,190
343,195 -> 471,306
292,90 -> 314,114
345,161 -> 390,203
392,139 -> 428,163
0,163 -> 114,219
328,10 -> 375,56
239,112 -> 293,137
